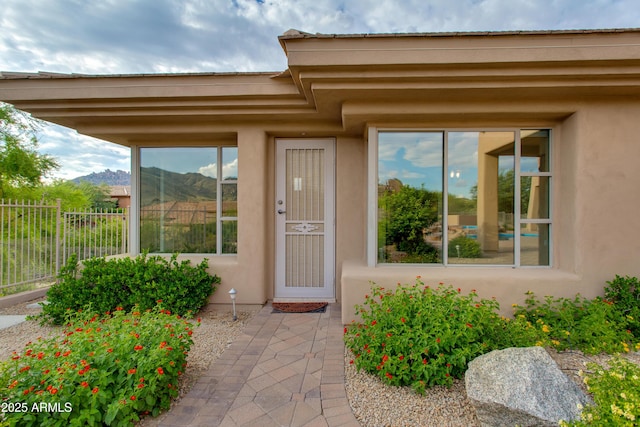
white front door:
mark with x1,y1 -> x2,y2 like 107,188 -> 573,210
275,139 -> 335,299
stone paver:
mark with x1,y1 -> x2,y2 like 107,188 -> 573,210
146,303 -> 360,427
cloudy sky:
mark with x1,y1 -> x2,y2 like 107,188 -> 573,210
2,0 -> 639,180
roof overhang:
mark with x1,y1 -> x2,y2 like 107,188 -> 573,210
2,28 -> 640,145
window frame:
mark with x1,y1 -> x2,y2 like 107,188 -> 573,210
367,127 -> 552,268
134,145 -> 238,256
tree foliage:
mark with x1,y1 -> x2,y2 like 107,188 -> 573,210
0,103 -> 59,198
379,184 -> 440,257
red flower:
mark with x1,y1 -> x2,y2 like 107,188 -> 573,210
371,320 -> 377,326
385,372 -> 393,380
50,387 -> 58,395
128,368 -> 137,375
423,359 -> 427,365
55,351 -> 61,357
399,355 -> 404,361
134,345 -> 143,351
37,352 -> 44,360
382,355 -> 389,363
157,367 -> 164,375
81,381 -> 89,388
130,396 -> 136,401
138,383 -> 145,389
436,338 -> 441,343
466,323 -> 473,328
92,387 -> 99,394
343,327 -> 347,335
401,317 -> 406,323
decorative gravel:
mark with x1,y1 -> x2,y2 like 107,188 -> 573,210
0,298 -> 258,425
4,299 -> 640,426
344,346 -> 640,427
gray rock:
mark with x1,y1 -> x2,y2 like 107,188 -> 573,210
465,346 -> 591,427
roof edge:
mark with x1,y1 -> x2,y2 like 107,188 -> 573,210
278,27 -> 640,41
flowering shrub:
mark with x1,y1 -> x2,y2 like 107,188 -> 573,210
40,253 -> 218,324
512,291 -> 639,355
0,305 -> 197,426
560,357 -> 640,426
344,279 -> 507,394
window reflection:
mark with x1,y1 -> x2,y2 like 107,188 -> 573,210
448,132 -> 515,265
378,132 -> 443,263
140,147 -> 237,254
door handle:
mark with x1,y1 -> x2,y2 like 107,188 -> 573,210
277,209 -> 286,214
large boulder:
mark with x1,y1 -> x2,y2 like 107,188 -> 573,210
465,346 -> 591,427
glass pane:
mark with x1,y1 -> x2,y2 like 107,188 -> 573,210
140,147 -> 217,253
286,148 -> 324,222
448,132 -> 515,265
520,223 -> 550,266
377,132 -> 443,263
222,147 -> 238,181
521,130 -> 550,173
521,176 -> 550,219
221,183 -> 238,217
221,220 -> 238,254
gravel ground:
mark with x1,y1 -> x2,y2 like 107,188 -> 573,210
4,299 -> 640,427
0,298 -> 259,425
344,347 -> 640,427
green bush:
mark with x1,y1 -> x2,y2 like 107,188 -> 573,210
512,291 -> 638,355
605,275 -> 640,337
40,253 -> 218,325
448,235 -> 481,258
560,357 -> 640,426
0,306 -> 197,426
344,280 -> 508,394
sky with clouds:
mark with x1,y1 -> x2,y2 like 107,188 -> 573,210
2,0 -> 639,180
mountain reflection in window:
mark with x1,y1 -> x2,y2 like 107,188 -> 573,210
140,147 -> 238,254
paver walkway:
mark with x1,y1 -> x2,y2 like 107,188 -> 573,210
147,302 -> 360,427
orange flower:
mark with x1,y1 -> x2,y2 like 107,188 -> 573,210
128,368 -> 137,375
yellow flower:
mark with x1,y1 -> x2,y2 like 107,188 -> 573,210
564,330 -> 571,336
542,325 -> 550,333
552,340 -> 560,346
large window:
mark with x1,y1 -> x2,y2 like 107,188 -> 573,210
139,146 -> 238,254
376,129 -> 551,266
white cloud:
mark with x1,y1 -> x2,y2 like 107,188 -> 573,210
2,0 -> 639,178
198,163 -> 217,178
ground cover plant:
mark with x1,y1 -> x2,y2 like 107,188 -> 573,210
345,277 -> 640,396
40,253 -> 218,324
512,291 -> 640,355
0,305 -> 197,426
560,357 -> 640,426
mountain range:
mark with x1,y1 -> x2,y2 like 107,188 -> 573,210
72,169 -> 131,186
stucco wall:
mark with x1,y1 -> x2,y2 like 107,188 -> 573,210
340,102 -> 640,324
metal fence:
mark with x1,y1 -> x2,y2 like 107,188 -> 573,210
0,199 -> 129,295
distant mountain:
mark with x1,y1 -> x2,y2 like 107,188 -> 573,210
140,167 -> 218,206
72,169 -> 131,186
